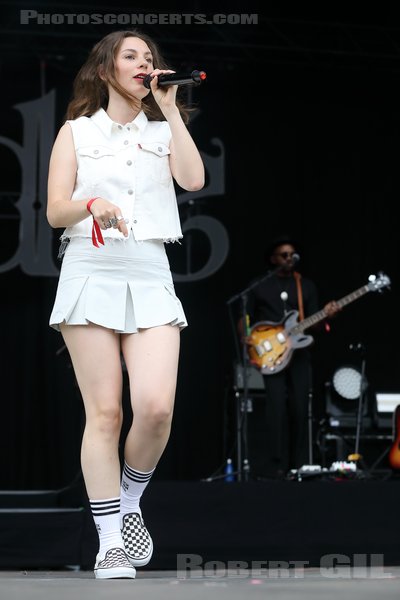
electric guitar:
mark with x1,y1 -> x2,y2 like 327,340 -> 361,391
388,405 -> 400,470
246,272 -> 390,375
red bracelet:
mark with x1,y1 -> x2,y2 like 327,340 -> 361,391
87,197 -> 99,213
86,197 -> 104,248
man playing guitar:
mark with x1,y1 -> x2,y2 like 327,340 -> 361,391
240,234 -> 339,479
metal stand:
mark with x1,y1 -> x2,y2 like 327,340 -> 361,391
349,344 -> 368,462
225,266 -> 285,482
234,379 -> 252,483
238,293 -> 251,481
307,367 -> 314,465
296,362 -> 322,476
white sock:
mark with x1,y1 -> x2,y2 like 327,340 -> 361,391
90,497 -> 123,556
120,462 -> 155,524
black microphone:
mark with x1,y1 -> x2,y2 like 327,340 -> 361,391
291,253 -> 300,264
143,69 -> 207,89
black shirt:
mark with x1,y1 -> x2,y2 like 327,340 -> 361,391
246,271 -> 319,325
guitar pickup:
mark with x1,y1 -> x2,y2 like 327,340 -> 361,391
276,332 -> 286,344
254,345 -> 265,356
262,340 -> 273,352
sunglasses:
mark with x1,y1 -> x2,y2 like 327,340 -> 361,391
274,252 -> 296,259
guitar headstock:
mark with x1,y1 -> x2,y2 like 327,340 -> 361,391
367,272 -> 391,292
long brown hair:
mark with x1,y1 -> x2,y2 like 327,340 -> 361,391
65,30 -> 190,123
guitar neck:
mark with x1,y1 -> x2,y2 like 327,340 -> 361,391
292,284 -> 371,333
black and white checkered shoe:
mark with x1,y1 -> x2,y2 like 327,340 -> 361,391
121,512 -> 153,567
94,547 -> 136,579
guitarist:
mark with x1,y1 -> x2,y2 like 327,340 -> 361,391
240,234 -> 339,479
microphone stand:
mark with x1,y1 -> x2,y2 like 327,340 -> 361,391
225,265 -> 286,483
349,344 -> 368,466
307,361 -> 315,465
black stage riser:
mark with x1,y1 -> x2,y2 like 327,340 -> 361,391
1,481 -> 399,569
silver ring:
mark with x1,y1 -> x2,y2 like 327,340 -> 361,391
116,215 -> 124,221
109,217 -> 118,227
105,220 -> 112,228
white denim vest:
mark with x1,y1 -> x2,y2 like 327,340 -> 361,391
61,108 -> 183,243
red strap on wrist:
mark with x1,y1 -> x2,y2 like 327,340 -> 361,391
86,197 -> 104,248
87,197 -> 99,213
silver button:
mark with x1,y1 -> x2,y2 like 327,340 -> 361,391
128,189 -> 133,195
133,220 -> 137,224
127,127 -> 130,130
127,160 -> 132,166
124,140 -> 129,145
118,125 -> 122,130
93,149 -> 99,154
158,146 -> 162,152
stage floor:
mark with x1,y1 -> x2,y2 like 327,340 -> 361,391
0,568 -> 400,599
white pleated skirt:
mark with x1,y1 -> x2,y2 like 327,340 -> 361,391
49,236 -> 187,334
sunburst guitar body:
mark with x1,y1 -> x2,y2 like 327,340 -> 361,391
247,312 -> 313,375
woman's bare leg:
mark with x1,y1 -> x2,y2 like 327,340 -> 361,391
60,323 -> 123,498
121,324 -> 180,471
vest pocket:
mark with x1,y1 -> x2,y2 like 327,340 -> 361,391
76,146 -> 116,187
139,142 -> 171,185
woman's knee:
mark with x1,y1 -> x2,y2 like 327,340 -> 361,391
87,402 -> 123,437
137,399 -> 174,434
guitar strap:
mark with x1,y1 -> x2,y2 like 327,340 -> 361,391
293,271 -> 305,321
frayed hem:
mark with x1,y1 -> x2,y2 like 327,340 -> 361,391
60,234 -> 183,245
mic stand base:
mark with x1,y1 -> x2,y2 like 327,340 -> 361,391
201,468 -> 251,483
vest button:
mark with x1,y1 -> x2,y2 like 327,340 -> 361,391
128,189 -> 133,195
124,140 -> 129,145
133,220 -> 137,224
93,149 -> 99,154
158,146 -> 162,152
127,160 -> 132,166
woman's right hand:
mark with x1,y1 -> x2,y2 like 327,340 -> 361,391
88,197 -> 129,237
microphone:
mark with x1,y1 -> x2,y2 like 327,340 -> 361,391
143,69 -> 207,89
291,253 -> 300,264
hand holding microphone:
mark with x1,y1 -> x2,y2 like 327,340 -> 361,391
143,69 -> 207,89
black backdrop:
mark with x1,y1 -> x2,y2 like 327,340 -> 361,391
1,2 -> 399,490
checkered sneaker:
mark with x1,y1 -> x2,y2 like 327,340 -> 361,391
121,512 -> 153,566
94,547 -> 136,579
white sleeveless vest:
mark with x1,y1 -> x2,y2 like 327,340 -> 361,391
61,108 -> 183,243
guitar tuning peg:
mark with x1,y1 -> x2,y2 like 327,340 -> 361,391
368,274 -> 376,282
